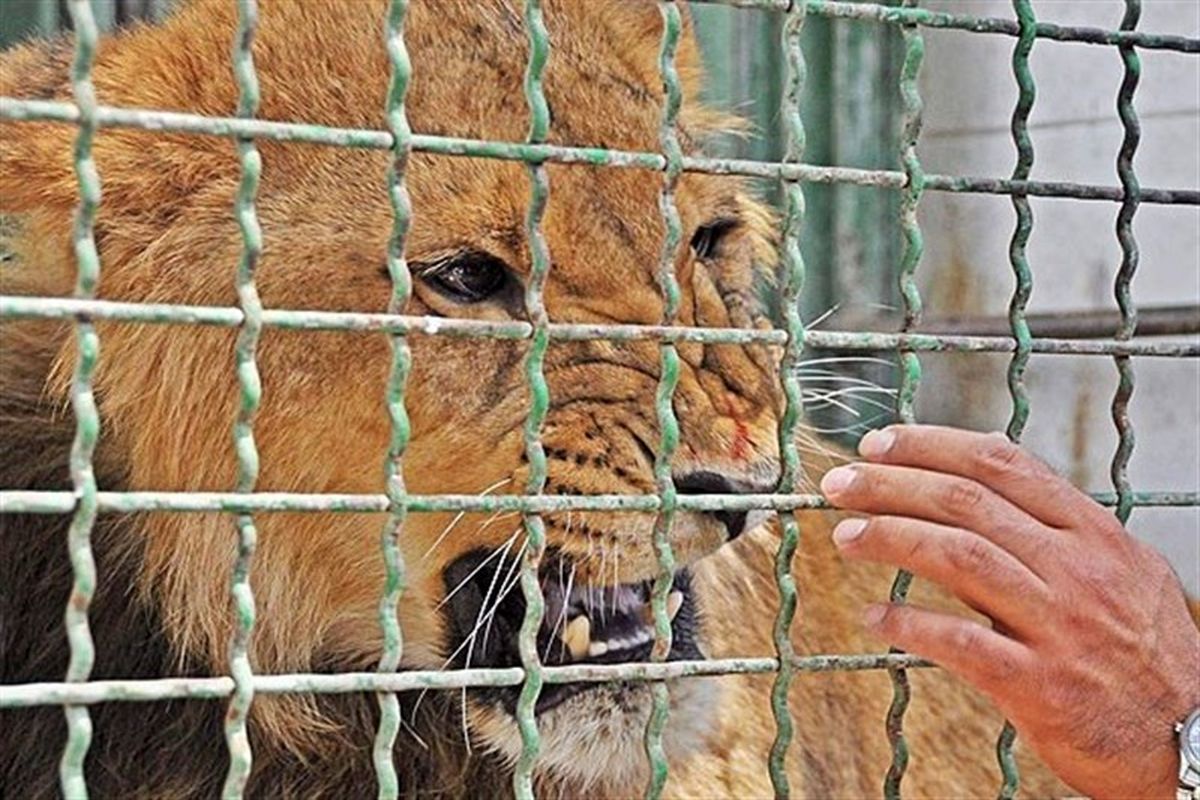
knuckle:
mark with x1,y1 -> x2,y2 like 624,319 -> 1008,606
947,536 -> 995,578
947,621 -> 984,654
943,478 -> 987,513
973,435 -> 1023,481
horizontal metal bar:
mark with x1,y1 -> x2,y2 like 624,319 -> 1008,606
805,330 -> 1199,357
3,296 -> 1198,357
1,100 -> 1196,205
2,489 -> 1195,515
0,490 -> 827,514
835,304 -> 1200,339
0,654 -> 934,708
694,0 -> 1200,53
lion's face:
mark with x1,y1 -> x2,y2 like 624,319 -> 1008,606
2,0 -> 782,790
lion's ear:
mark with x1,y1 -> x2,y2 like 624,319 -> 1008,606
0,37 -> 78,216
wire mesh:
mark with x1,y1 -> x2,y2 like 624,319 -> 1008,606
1,0 -> 1197,798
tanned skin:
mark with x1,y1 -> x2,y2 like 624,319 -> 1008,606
2,1 -> 1067,796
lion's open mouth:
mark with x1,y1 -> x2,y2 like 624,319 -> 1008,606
441,548 -> 703,714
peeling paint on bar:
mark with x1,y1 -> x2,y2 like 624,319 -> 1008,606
693,0 -> 1200,52
0,654 -> 934,709
2,101 -> 1197,206
2,489 -> 1195,516
3,296 -> 1198,357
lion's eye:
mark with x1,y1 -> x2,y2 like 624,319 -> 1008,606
418,251 -> 510,304
690,218 -> 739,261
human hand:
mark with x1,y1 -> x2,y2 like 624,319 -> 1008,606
820,425 -> 1200,800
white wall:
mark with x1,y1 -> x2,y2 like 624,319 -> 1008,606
915,0 -> 1200,591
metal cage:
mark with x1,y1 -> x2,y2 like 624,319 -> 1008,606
1,0 -> 1197,798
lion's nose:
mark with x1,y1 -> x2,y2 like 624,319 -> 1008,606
673,470 -> 774,541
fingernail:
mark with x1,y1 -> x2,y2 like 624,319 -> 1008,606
832,518 -> 867,546
859,428 -> 896,460
821,466 -> 858,496
862,604 -> 888,628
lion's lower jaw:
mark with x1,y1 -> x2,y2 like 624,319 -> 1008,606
469,677 -> 724,796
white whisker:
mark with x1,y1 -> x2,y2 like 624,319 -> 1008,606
480,535 -> 528,656
543,563 -> 576,662
795,355 -> 896,369
460,687 -> 472,753
421,477 -> 512,561
436,527 -> 520,610
803,302 -> 840,330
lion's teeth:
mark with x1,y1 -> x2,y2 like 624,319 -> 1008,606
667,590 -> 683,621
562,615 -> 591,660
640,590 -> 686,625
588,640 -> 609,657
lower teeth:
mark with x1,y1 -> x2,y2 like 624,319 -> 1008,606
559,590 -> 683,660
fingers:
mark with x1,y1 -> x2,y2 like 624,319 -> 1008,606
864,602 -> 1033,698
821,462 -> 1052,570
855,425 -> 1102,531
833,516 -> 1048,634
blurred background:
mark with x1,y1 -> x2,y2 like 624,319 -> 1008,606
2,0 -> 1197,590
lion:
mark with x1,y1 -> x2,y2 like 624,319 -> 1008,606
1,1 -> 1068,797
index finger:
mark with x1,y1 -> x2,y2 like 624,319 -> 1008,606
857,425 -> 1103,530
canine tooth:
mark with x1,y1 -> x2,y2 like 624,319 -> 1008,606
588,640 -> 609,657
562,616 -> 591,660
640,590 -> 687,625
667,590 -> 684,621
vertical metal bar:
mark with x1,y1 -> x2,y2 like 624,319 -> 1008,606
768,2 -> 807,797
996,1 -> 1036,795
1112,0 -> 1141,526
512,0 -> 551,796
221,1 -> 263,796
59,2 -> 102,796
1004,0 -> 1035,444
884,2 -> 925,797
643,4 -> 683,799
374,1 -> 413,797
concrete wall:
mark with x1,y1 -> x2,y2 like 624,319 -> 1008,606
915,0 -> 1199,590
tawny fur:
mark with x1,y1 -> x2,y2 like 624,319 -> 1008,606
2,1 -> 1068,796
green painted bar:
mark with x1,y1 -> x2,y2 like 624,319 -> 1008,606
59,1 -> 104,795
692,0 -> 1200,52
642,4 -> 685,798
372,0 -> 414,796
3,101 -> 1198,205
996,0 -> 1038,793
2,489 -> 1195,516
884,1 -> 927,794
4,296 -> 1198,357
511,1 -> 552,795
0,654 -> 936,709
221,0 -> 263,797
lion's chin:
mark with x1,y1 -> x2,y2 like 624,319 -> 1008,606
468,676 -> 723,794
